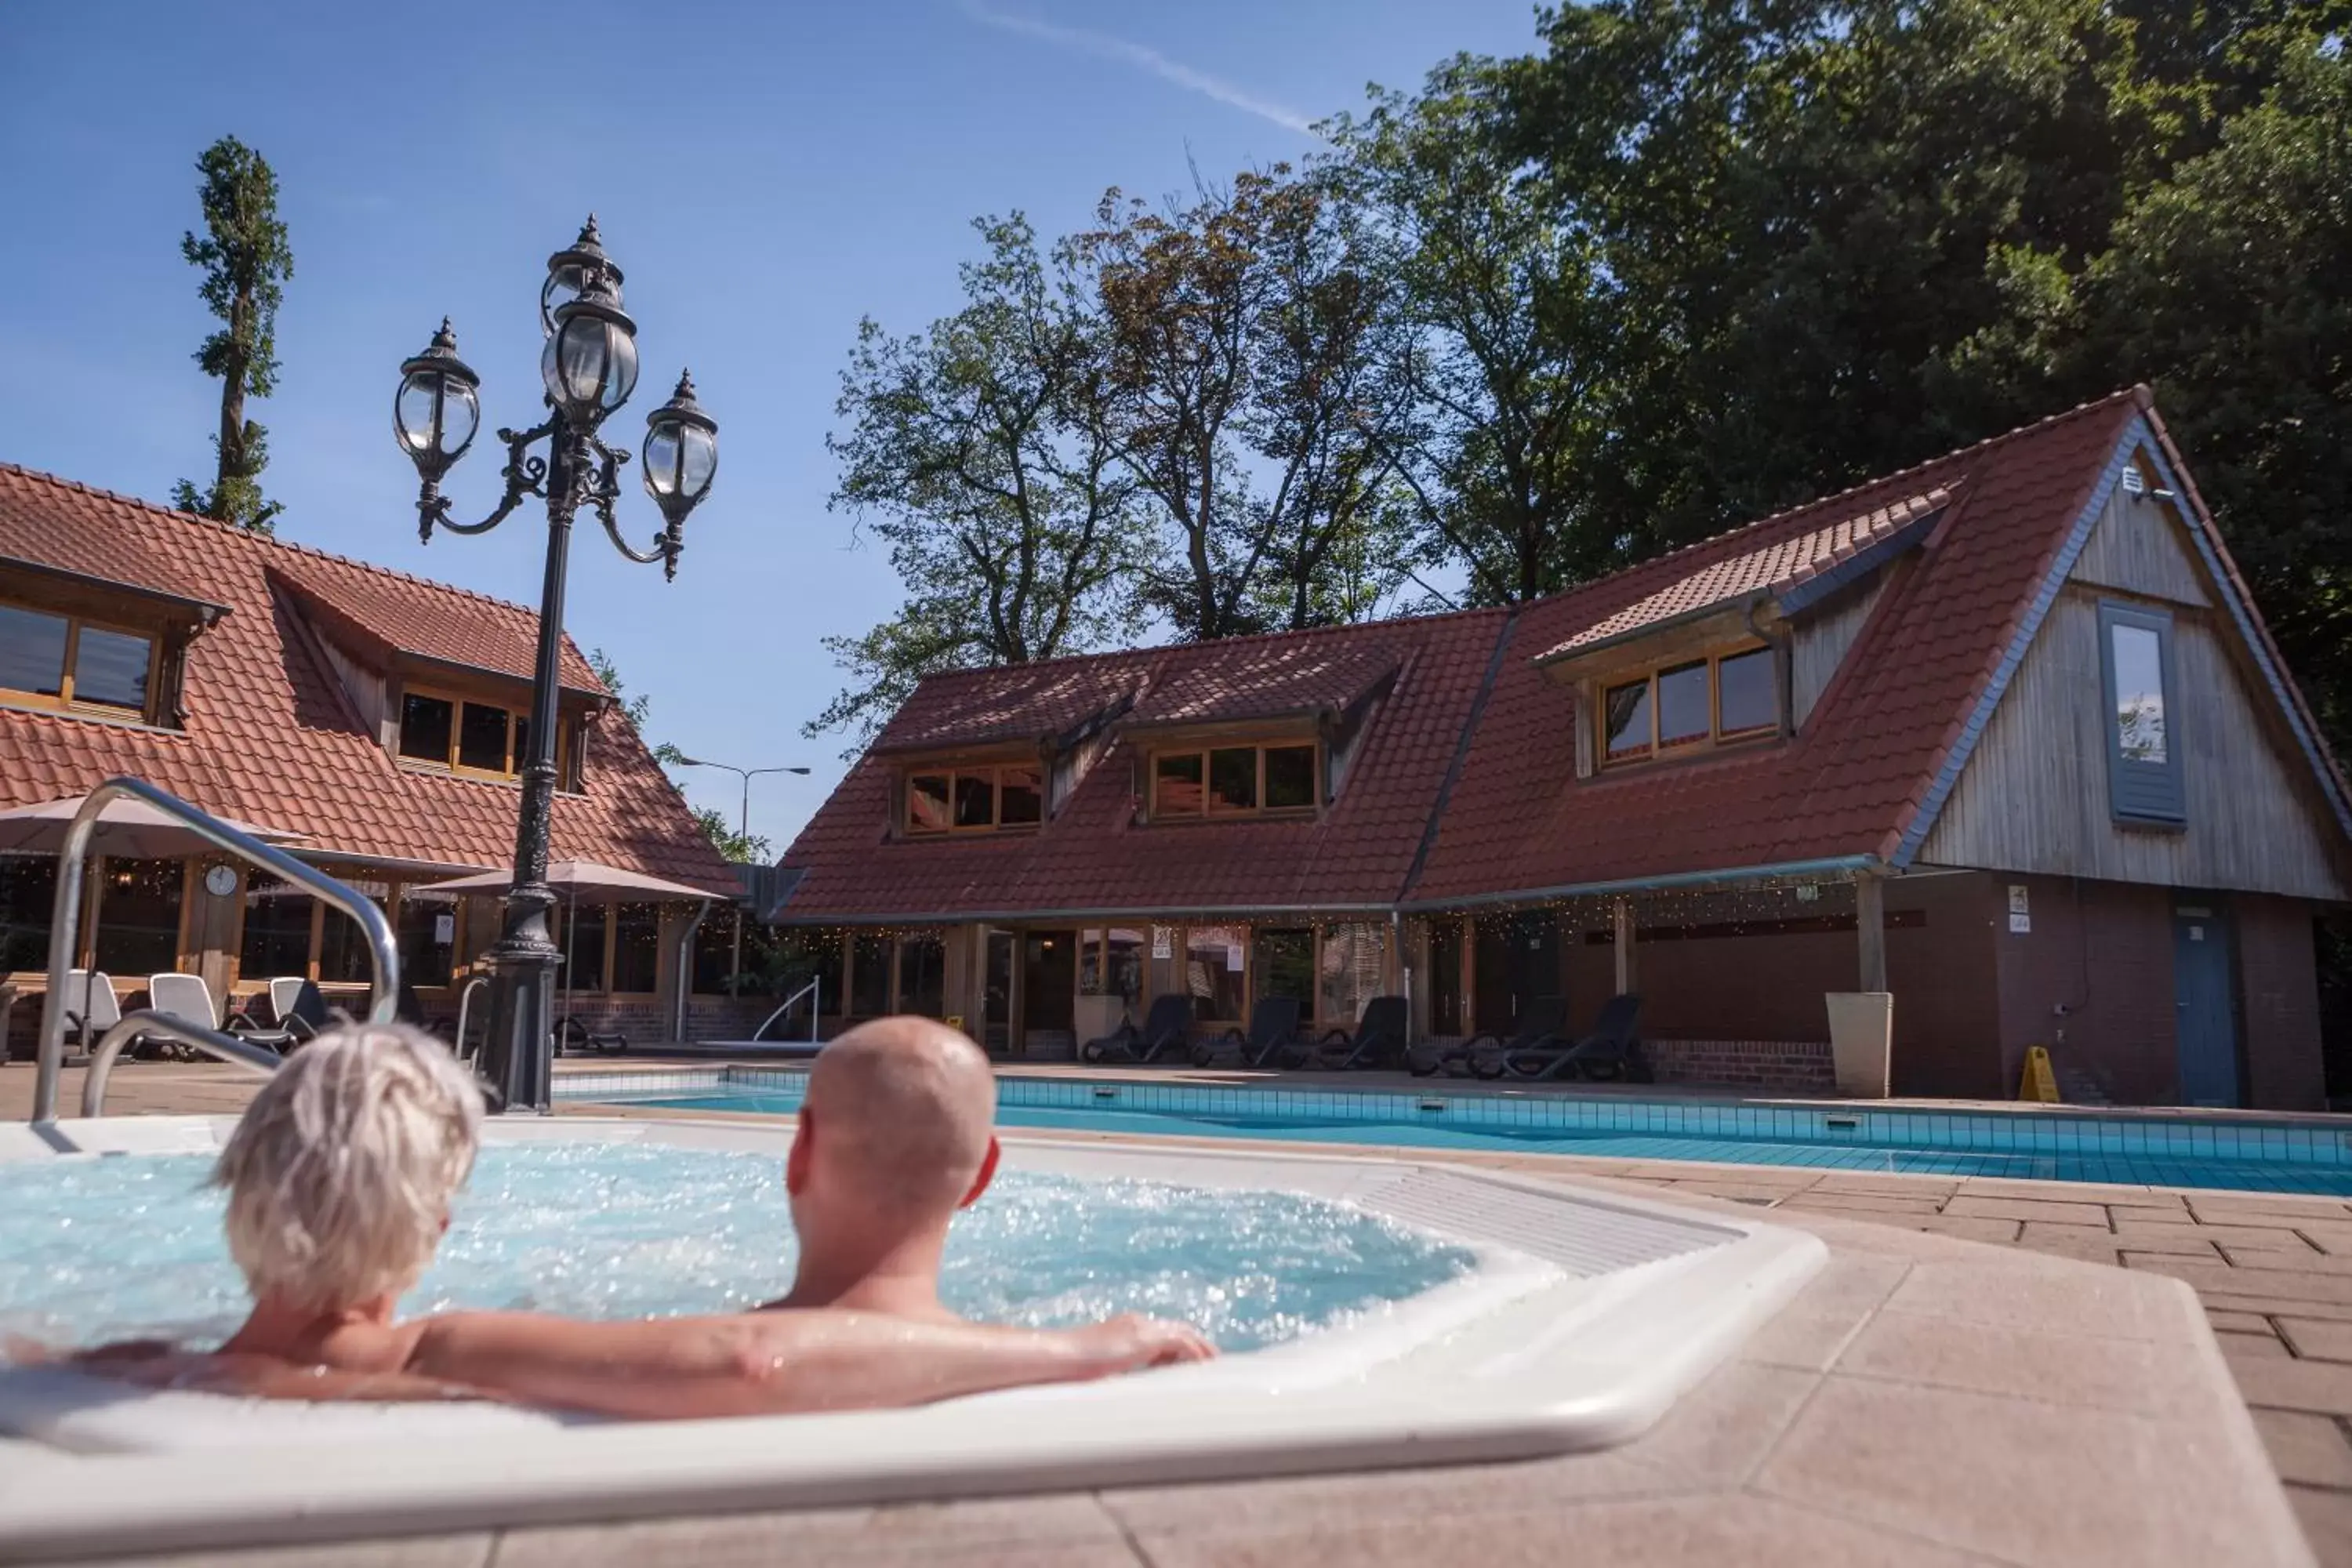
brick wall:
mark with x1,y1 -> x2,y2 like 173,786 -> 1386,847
1994,875 -> 2178,1105
2236,895 -> 2327,1112
1646,1037 -> 1836,1092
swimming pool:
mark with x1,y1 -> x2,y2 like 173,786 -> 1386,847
564,1067 -> 2352,1196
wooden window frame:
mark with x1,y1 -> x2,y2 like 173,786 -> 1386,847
2098,600 -> 2187,826
902,762 -> 1045,837
395,683 -> 575,786
1149,741 -> 1321,821
0,599 -> 165,724
1597,642 -> 1779,769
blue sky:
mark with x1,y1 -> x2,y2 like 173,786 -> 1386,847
0,1 -> 1546,850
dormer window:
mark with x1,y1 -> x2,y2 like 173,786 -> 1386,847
397,684 -> 579,788
1152,742 -> 1319,818
1599,644 -> 1777,766
906,762 -> 1044,834
0,601 -> 162,723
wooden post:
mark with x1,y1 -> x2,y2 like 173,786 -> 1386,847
1612,898 -> 1636,996
1856,871 -> 1888,993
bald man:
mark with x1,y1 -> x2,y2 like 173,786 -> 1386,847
767,1018 -> 1204,1361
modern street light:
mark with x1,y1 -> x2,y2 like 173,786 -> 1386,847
392,216 -> 719,1112
675,757 -> 809,997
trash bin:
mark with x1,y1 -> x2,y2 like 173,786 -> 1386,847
1824,991 -> 1893,1098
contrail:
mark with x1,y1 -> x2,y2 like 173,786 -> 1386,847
957,0 -> 1318,136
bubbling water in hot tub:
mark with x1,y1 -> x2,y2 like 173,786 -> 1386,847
0,1142 -> 1476,1353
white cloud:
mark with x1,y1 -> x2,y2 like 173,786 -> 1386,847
957,1 -> 1317,136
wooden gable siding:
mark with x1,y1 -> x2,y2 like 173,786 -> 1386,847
2068,485 -> 2212,607
314,632 -> 394,753
1791,574 -> 1888,730
1915,588 -> 2347,899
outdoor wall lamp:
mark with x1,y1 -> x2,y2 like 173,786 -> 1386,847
389,215 -> 718,1112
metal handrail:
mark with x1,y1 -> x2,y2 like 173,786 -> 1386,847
452,975 -> 492,1064
80,1011 -> 284,1118
753,975 -> 821,1044
33,778 -> 400,1123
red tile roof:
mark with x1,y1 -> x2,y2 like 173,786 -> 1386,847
267,557 -> 603,692
0,464 -> 732,891
775,389 -> 2345,920
1537,488 -> 1952,660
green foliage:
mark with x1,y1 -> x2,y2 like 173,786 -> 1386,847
176,136 -> 292,533
587,647 -> 773,863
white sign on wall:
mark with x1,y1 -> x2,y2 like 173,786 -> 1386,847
434,913 -> 456,946
2007,884 -> 2031,934
1151,926 -> 1172,960
1226,944 -> 1245,972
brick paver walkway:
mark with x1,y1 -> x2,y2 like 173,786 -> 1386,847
12,1059 -> 2352,1562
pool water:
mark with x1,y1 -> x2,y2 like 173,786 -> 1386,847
0,1144 -> 1475,1353
603,1078 -> 2352,1196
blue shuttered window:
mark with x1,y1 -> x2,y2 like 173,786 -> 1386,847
2099,601 -> 2186,825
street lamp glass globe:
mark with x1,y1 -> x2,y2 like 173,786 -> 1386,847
395,372 -> 441,458
540,302 -> 639,423
393,321 -> 481,478
641,371 -> 718,522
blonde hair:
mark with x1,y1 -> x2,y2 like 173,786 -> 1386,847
212,1022 -> 483,1312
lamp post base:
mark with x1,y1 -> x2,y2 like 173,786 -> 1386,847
477,938 -> 561,1113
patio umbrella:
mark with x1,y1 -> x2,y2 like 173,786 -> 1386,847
413,861 -> 723,1039
0,793 -> 305,859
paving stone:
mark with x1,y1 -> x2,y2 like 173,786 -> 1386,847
1942,1194 -> 2112,1226
1775,1194 -> 1946,1218
1951,1178 -> 2154,1204
2108,1201 -> 2196,1221
2226,1356 -> 2352,1418
491,1498 -> 1131,1568
2281,1320 -> 2352,1363
2189,1195 -> 2352,1225
2287,1484 -> 2352,1568
2252,1410 -> 2352,1490
2211,1308 -> 2279,1334
2299,1221 -> 2352,1258
74,1541 -> 493,1568
1129,1494 -> 1991,1568
1803,1173 -> 1962,1200
2220,1330 -> 2296,1363
1755,1375 -> 2302,1567
1835,1308 -> 2215,1418
1884,1259 -> 2204,1343
2128,1257 -> 2352,1310
1618,1361 -> 1823,1486
2203,1295 -> 2352,1327
1737,1255 -> 1910,1373
2119,1219 -> 2316,1254
1903,1215 -> 2022,1243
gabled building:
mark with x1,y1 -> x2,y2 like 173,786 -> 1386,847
0,463 -> 746,1051
774,390 -> 2351,1109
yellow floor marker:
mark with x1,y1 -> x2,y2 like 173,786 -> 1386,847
2019,1046 -> 2060,1104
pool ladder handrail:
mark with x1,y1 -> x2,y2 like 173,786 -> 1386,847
32,777 -> 400,1123
751,974 -> 822,1044
78,1011 -> 285,1118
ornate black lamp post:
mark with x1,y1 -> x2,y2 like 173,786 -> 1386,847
392,216 -> 718,1112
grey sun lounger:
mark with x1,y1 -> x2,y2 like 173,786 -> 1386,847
1410,994 -> 1566,1078
1190,996 -> 1304,1069
1080,993 -> 1195,1065
1284,995 -> 1408,1070
1502,993 -> 1650,1082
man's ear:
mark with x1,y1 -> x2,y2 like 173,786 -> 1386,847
959,1135 -> 1001,1210
785,1107 -> 815,1196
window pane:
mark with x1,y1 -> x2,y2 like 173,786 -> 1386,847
908,774 -> 950,833
953,771 -> 996,829
1184,924 -> 1247,1022
0,855 -> 57,973
96,858 -> 183,978
898,932 -> 946,1016
71,627 -> 151,712
999,765 -> 1043,826
1105,926 -> 1145,1005
1319,921 -> 1389,1029
1717,648 -> 1776,735
397,888 -> 460,989
1155,753 -> 1204,814
317,880 -> 391,984
1604,681 -> 1653,758
849,931 -> 892,1015
691,906 -> 739,995
1658,661 -> 1709,747
610,902 -> 662,993
2112,624 -> 2168,764
1208,747 -> 1258,811
398,692 -> 455,763
1253,926 -> 1316,1008
561,904 -> 606,993
238,872 -> 314,980
1265,746 -> 1316,809
1078,927 -> 1105,995
0,605 -> 68,698
458,702 -> 512,772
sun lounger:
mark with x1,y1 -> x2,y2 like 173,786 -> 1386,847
1503,993 -> 1650,1082
230,978 -> 333,1053
1409,994 -> 1566,1078
1080,994 -> 1193,1064
1283,995 -> 1408,1070
57,971 -> 121,1050
1190,996 -> 1304,1069
554,1016 -> 628,1055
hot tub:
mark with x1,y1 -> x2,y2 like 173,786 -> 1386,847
0,1115 -> 1823,1559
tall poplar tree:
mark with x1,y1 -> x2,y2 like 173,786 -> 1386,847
172,136 -> 294,533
